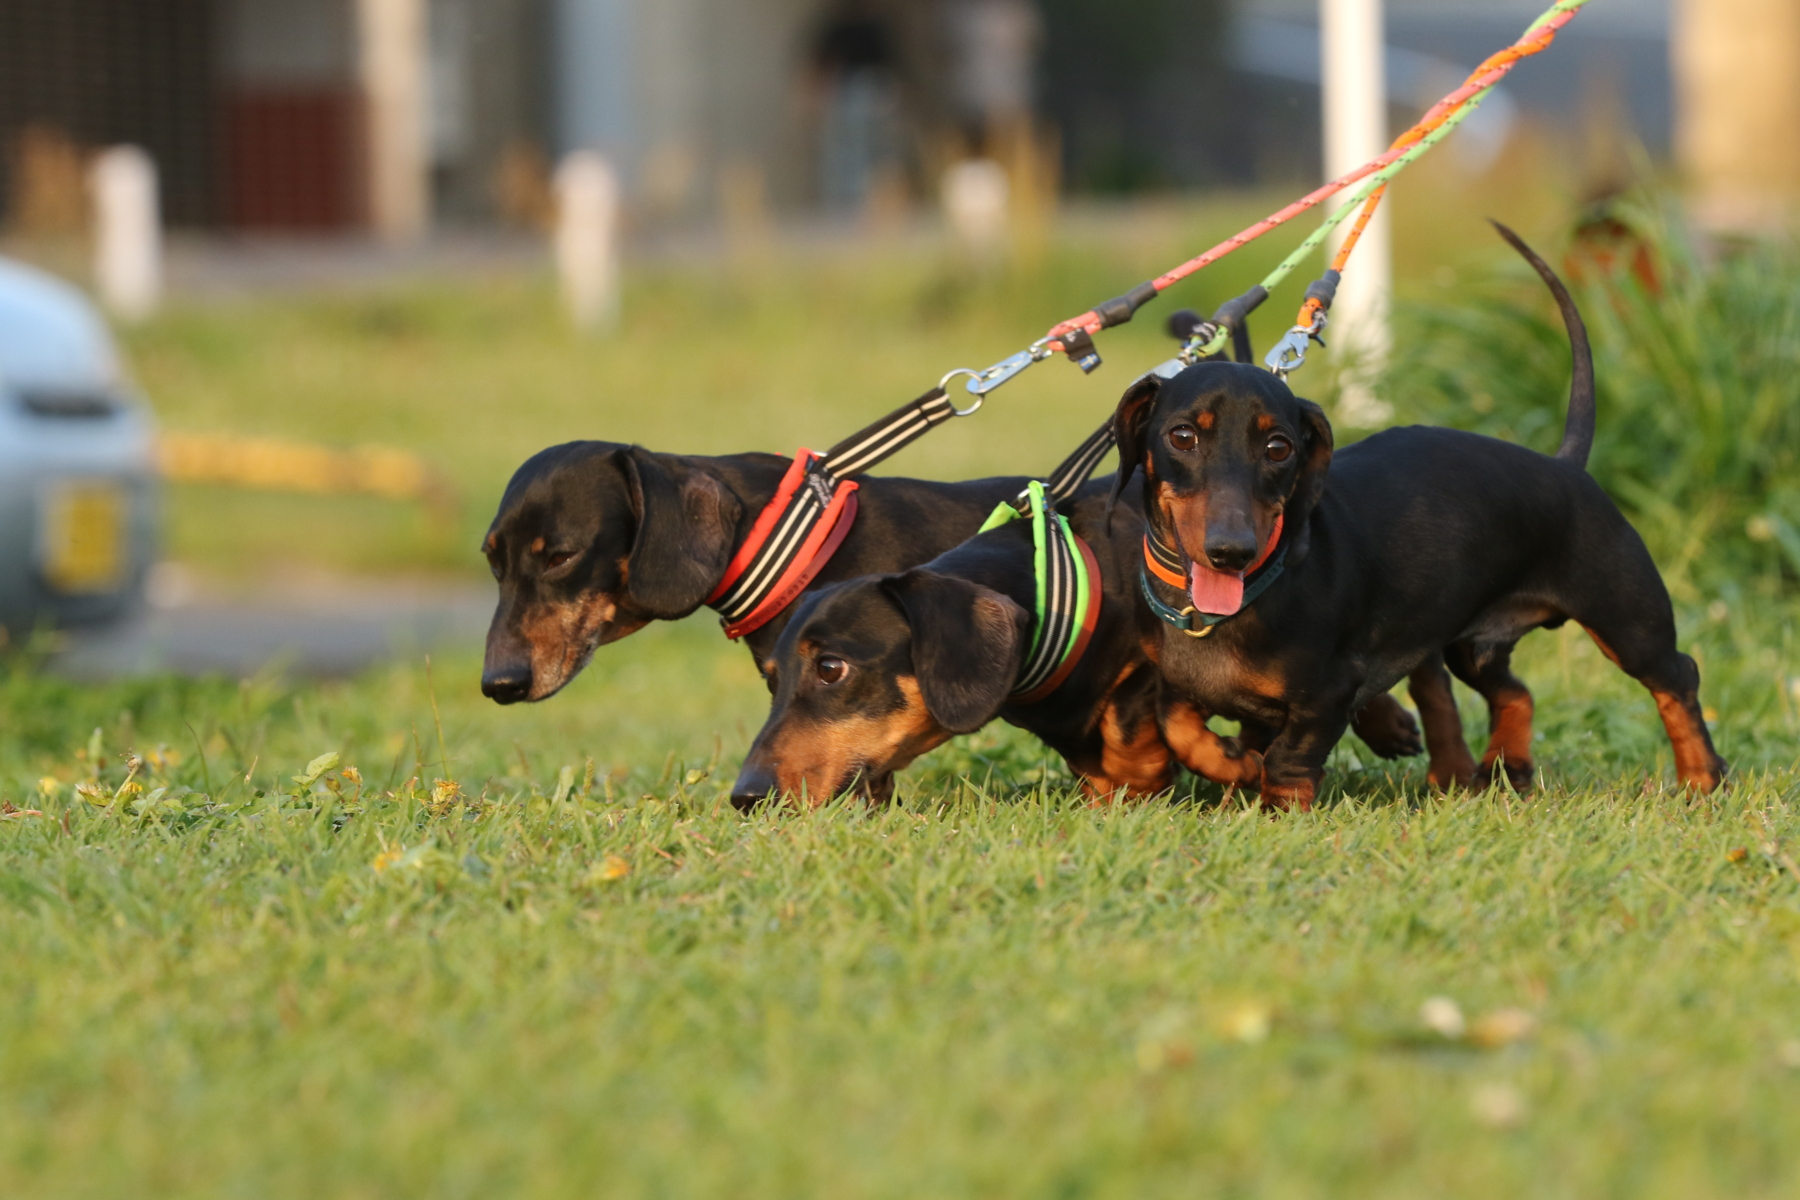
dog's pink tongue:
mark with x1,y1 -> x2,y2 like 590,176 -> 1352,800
1189,562 -> 1245,617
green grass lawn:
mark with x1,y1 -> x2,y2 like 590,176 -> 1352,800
3,592 -> 1798,1197
4,179 -> 1799,1195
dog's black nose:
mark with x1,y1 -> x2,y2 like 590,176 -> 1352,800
1204,535 -> 1259,573
481,663 -> 532,704
730,762 -> 779,811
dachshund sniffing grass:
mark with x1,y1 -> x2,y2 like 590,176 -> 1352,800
479,444 -> 1031,702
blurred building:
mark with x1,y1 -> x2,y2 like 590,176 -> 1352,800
0,0 -> 543,235
0,0 -> 1686,237
0,0 -> 969,234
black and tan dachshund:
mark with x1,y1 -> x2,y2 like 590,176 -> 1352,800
1113,225 -> 1726,809
729,480 -> 1437,806
479,446 -> 1040,702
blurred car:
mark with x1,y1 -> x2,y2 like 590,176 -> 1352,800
0,256 -> 157,639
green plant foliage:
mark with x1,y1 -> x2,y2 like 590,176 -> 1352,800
1382,201 -> 1800,596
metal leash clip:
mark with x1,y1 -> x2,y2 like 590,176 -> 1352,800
1177,321 -> 1227,366
1265,311 -> 1328,379
939,341 -> 1050,416
959,341 -> 1055,403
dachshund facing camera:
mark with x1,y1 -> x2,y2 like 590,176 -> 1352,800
1114,226 -> 1726,810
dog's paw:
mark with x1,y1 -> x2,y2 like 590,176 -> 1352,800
1351,698 -> 1424,760
1258,774 -> 1315,813
1476,757 -> 1534,794
1426,759 -> 1478,792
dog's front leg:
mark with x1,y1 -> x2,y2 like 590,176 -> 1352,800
1257,703 -> 1352,813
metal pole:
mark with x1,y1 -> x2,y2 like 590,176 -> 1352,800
91,146 -> 161,321
1673,0 -> 1800,232
556,151 -> 621,332
1321,0 -> 1391,417
358,0 -> 430,241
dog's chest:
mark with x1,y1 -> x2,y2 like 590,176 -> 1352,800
1157,630 -> 1288,725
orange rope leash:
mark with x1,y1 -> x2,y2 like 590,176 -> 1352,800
1317,9 -> 1572,302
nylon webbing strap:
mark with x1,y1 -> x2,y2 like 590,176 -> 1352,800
820,387 -> 960,477
709,385 -> 1106,641
1043,420 -> 1117,507
1143,527 -> 1186,588
984,418 -> 1118,528
706,449 -> 858,636
1140,515 -> 1287,636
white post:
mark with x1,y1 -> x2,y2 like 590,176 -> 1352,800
1321,0 -> 1392,421
555,151 -> 621,332
942,158 -> 1010,267
90,146 -> 161,322
358,0 -> 430,241
1673,0 -> 1800,232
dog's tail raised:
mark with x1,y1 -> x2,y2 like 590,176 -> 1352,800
1488,220 -> 1595,470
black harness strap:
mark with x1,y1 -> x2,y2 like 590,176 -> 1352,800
1042,420 -> 1118,507
708,386 -> 965,638
987,418 -> 1117,526
820,387 -> 960,477
979,418 -> 1118,701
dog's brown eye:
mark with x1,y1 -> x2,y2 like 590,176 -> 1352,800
545,550 -> 575,569
815,656 -> 848,685
1266,435 -> 1293,463
1168,425 -> 1199,452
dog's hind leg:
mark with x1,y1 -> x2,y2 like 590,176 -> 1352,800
1445,640 -> 1536,793
1577,618 -> 1727,793
1556,528 -> 1728,793
1408,652 -> 1477,790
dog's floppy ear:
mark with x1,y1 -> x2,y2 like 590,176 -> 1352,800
1109,373 -> 1162,517
620,447 -> 742,618
882,569 -> 1030,734
1285,398 -> 1335,530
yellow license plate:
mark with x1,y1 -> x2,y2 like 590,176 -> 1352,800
40,480 -> 127,594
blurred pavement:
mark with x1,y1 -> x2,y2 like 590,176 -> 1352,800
163,231 -> 549,299
50,565 -> 493,680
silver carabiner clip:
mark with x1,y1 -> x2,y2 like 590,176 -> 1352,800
967,348 -> 1040,396
1265,307 -> 1328,379
1264,327 -> 1313,378
938,342 -> 1053,417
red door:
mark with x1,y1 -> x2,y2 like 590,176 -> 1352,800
223,88 -> 363,230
